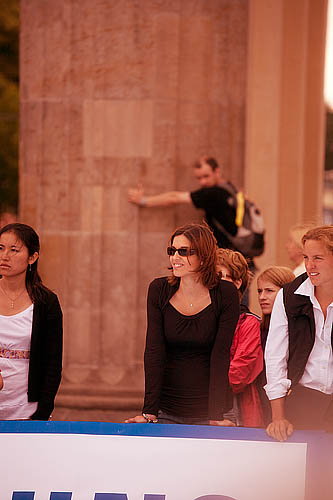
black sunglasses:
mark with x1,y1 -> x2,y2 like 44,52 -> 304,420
167,246 -> 196,257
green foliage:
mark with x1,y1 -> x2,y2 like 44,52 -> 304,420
0,0 -> 19,213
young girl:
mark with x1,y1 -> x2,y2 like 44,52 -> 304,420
217,248 -> 263,427
265,225 -> 333,440
0,223 -> 63,420
256,266 -> 295,425
257,266 -> 295,352
126,223 -> 239,425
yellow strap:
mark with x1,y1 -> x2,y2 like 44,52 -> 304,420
235,191 -> 245,227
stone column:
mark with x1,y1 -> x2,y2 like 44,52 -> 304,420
20,0 -> 249,415
245,0 -> 327,311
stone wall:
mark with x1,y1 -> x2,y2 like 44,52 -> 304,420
20,0 -> 249,413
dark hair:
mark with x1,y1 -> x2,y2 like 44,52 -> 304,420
216,248 -> 251,299
167,222 -> 219,288
194,157 -> 219,171
0,223 -> 48,303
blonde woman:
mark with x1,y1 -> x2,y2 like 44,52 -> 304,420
257,266 -> 296,351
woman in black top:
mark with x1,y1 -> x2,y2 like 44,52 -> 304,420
126,222 -> 239,425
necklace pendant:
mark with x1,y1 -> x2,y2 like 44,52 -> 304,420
190,303 -> 193,307
10,302 -> 14,309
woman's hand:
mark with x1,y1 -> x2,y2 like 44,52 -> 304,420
209,419 -> 236,426
266,419 -> 294,442
125,415 -> 147,423
125,414 -> 157,423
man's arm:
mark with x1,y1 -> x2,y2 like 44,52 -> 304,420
266,397 -> 294,442
264,289 -> 294,441
128,184 -> 192,207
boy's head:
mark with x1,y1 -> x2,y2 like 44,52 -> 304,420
216,248 -> 250,299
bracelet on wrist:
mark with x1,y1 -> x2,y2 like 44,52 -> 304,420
142,413 -> 158,423
140,197 -> 147,207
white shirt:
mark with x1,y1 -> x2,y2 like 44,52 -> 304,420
0,305 -> 38,419
264,278 -> 333,400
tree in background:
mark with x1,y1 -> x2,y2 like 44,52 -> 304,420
0,0 -> 19,215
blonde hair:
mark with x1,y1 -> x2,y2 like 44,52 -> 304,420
216,248 -> 251,298
302,225 -> 333,254
257,266 -> 295,289
289,223 -> 314,249
257,266 -> 295,331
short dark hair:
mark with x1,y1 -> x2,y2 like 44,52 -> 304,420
194,157 -> 219,171
167,222 -> 219,288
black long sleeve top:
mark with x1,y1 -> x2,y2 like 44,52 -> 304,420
28,288 -> 63,420
142,277 -> 240,420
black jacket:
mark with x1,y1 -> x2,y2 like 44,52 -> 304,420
28,289 -> 63,420
283,272 -> 333,388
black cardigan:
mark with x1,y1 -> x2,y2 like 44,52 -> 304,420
28,289 -> 63,420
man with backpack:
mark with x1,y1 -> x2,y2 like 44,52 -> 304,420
128,156 -> 265,261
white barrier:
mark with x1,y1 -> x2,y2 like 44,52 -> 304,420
0,421 -> 332,500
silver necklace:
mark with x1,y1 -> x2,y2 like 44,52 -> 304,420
181,288 -> 207,308
0,284 -> 26,309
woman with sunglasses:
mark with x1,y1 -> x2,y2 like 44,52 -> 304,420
126,222 -> 240,425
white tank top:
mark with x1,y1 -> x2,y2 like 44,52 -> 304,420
0,304 -> 38,420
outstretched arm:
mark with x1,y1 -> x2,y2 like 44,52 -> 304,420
128,184 -> 192,207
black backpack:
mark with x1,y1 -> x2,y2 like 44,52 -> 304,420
212,182 -> 265,257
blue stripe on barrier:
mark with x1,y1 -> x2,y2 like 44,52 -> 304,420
0,419 -> 322,442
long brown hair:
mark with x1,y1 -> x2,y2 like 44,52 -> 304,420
167,222 -> 219,288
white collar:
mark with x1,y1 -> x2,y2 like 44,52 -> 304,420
294,276 -> 313,298
295,276 -> 333,309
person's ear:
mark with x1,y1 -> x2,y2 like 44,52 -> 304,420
28,252 -> 39,265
